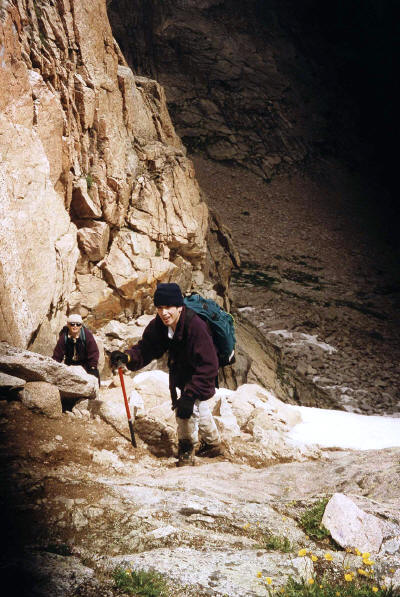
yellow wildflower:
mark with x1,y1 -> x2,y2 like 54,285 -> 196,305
324,553 -> 333,561
381,586 -> 387,591
282,516 -> 287,521
308,578 -> 315,585
336,593 -> 340,596
257,572 -> 262,578
358,569 -> 368,576
355,548 -> 361,555
311,555 -> 318,562
243,523 -> 250,529
390,569 -> 395,574
266,577 -> 272,585
362,552 -> 371,559
344,573 -> 353,582
372,587 -> 379,593
298,548 -> 307,557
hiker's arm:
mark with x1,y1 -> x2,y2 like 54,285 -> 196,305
52,336 -> 65,363
125,318 -> 167,371
86,332 -> 99,368
184,319 -> 219,399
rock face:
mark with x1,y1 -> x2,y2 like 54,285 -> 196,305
108,0 -> 353,180
0,0 -> 235,355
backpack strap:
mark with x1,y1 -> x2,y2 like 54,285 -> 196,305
184,306 -> 196,328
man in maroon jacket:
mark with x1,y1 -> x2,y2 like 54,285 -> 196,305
110,283 -> 222,466
53,314 -> 100,385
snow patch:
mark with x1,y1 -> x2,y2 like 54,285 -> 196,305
268,330 -> 337,353
133,370 -> 169,386
287,405 -> 400,450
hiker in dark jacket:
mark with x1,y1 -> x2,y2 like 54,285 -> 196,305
53,314 -> 100,385
110,283 -> 222,466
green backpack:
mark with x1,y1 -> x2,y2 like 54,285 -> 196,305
183,293 -> 236,367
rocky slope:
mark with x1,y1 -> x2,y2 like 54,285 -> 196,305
193,156 -> 400,415
1,348 -> 400,597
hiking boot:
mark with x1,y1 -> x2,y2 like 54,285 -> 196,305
176,440 -> 195,467
196,441 -> 223,458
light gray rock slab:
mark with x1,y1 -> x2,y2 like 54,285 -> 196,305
105,548 -> 314,596
0,371 -> 26,389
322,493 -> 383,553
0,342 -> 98,399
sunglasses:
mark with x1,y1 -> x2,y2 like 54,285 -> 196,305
69,323 -> 82,327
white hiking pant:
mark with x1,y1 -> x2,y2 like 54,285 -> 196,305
176,399 -> 220,446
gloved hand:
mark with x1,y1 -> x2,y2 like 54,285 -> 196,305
110,350 -> 129,367
176,394 -> 195,419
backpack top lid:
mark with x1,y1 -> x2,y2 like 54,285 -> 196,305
183,293 -> 235,367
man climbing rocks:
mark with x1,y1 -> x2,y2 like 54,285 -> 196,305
53,314 -> 100,385
110,283 -> 223,466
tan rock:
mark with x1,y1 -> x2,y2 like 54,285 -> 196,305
77,220 -> 110,261
74,74 -> 96,130
71,179 -> 102,219
128,160 -> 208,263
0,119 -> 79,348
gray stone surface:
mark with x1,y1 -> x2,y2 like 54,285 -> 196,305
21,381 -> 63,419
0,371 -> 26,389
0,342 -> 98,399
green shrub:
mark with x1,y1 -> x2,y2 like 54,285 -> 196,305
113,566 -> 169,596
260,533 -> 292,553
86,173 -> 94,190
299,499 -> 330,541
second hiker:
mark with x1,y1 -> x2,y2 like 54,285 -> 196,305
110,282 -> 223,466
52,314 -> 100,385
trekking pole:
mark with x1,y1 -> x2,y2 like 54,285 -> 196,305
117,362 -> 137,448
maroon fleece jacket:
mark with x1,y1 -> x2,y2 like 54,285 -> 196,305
53,326 -> 99,370
125,306 -> 218,400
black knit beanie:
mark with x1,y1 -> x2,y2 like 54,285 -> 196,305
154,283 -> 184,307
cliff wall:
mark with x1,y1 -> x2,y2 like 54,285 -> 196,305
0,0 -> 232,352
